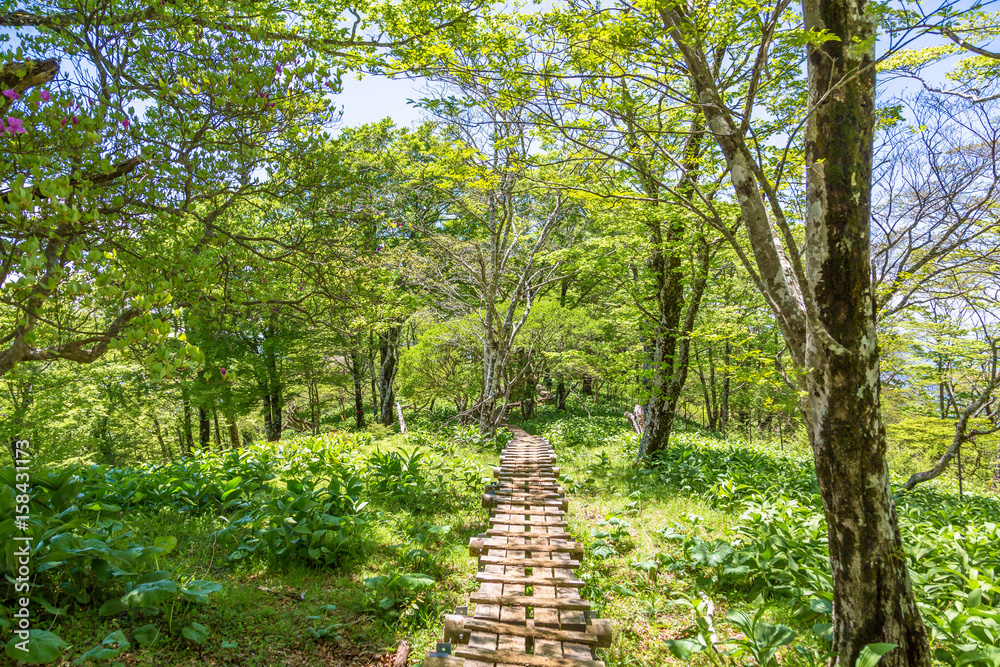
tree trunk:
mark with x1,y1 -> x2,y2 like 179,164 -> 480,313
639,236 -> 711,459
309,378 -> 320,435
378,325 -> 401,426
199,407 -> 210,450
153,416 -> 171,461
213,407 -> 221,449
227,413 -> 240,449
721,341 -> 731,432
798,1 -> 931,663
263,336 -> 282,442
351,348 -> 366,429
636,115 -> 710,460
556,380 -> 566,411
992,441 -> 1000,491
182,396 -> 194,455
395,401 -> 407,434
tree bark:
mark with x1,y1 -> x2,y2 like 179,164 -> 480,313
227,413 -> 240,449
263,335 -> 282,441
378,325 -> 401,426
182,394 -> 194,455
351,348 -> 366,429
153,416 -> 171,461
798,1 -> 930,662
659,0 -> 933,662
992,441 -> 1000,491
199,407 -> 210,450
556,379 -> 567,410
212,407 -> 221,449
721,341 -> 731,432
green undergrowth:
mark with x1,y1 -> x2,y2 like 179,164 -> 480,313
3,405 -> 998,667
515,405 -> 1000,667
1,426 -> 499,666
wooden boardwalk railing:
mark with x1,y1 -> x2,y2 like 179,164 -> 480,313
423,427 -> 611,667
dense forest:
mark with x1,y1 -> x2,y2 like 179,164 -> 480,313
1,0 -> 999,665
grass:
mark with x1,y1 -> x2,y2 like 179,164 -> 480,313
13,401 -> 998,666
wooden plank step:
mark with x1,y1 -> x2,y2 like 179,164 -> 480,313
470,593 -> 590,610
492,509 -> 565,516
473,540 -> 582,553
461,618 -> 597,645
490,499 -> 565,507
454,647 -> 603,667
479,556 -> 580,568
487,519 -> 568,528
476,573 -> 585,587
487,530 -> 573,539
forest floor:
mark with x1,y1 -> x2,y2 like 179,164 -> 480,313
11,405 -> 1000,667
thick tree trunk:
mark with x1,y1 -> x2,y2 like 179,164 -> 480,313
378,326 -> 401,426
799,1 -> 931,663
227,413 -> 240,449
199,407 -> 210,450
478,340 -> 506,435
351,349 -> 366,429
659,0 -> 932,661
639,237 -> 711,459
556,380 -> 567,410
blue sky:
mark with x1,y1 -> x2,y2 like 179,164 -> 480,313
335,74 -> 426,130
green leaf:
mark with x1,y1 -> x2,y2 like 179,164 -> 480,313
132,624 -> 160,648
181,622 -> 209,644
179,580 -> 223,604
73,630 -> 129,664
688,540 -> 734,567
855,643 -> 898,667
99,597 -> 128,616
122,579 -> 177,608
152,536 -> 177,555
664,638 -> 706,661
5,630 -> 69,664
755,622 -> 796,649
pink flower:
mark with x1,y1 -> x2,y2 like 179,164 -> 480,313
39,90 -> 51,102
72,115 -> 79,125
220,367 -> 227,376
122,118 -> 130,128
276,64 -> 282,74
61,117 -> 68,126
2,89 -> 19,101
4,117 -> 25,134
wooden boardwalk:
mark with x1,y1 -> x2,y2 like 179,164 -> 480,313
424,428 -> 611,667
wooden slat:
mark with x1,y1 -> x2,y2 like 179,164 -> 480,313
486,519 -> 568,528
479,555 -> 579,567
491,509 -> 565,517
477,541 -> 581,552
487,530 -> 573,539
454,647 -> 604,667
476,573 -> 585,588
470,594 -> 591,611
462,618 -> 597,645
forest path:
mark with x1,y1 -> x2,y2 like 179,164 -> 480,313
423,426 -> 612,667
